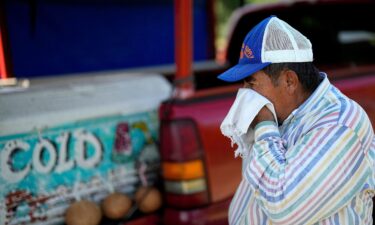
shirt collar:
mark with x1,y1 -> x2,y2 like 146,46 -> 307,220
282,72 -> 330,125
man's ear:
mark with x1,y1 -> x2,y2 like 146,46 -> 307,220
283,70 -> 299,94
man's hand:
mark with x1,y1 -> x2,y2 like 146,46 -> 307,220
251,106 -> 275,128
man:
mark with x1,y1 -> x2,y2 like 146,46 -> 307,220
218,16 -> 375,224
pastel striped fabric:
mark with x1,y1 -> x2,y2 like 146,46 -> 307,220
229,73 -> 375,225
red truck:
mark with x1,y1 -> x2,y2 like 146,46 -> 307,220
159,0 -> 375,224
0,0 -> 374,225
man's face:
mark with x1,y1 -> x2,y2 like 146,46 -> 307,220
243,70 -> 286,121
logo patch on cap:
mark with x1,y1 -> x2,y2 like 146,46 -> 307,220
239,44 -> 254,60
244,45 -> 254,59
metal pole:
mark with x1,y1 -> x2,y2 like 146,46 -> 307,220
0,8 -> 9,79
174,0 -> 194,98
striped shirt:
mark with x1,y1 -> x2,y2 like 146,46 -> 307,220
229,73 -> 375,225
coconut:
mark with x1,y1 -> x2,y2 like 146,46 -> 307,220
135,186 -> 162,213
65,200 -> 102,225
102,192 -> 132,219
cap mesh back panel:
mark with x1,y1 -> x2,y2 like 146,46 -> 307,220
264,20 -> 294,51
283,22 -> 311,50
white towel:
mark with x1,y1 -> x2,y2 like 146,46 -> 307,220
220,88 -> 277,158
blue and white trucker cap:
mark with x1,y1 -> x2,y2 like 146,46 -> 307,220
218,16 -> 313,82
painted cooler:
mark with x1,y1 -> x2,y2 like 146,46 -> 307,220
0,72 -> 172,225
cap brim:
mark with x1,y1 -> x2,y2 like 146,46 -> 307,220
217,62 -> 271,82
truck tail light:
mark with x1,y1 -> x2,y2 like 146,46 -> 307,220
163,160 -> 204,180
160,119 -> 209,208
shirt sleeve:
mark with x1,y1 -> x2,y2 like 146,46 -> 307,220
244,121 -> 372,224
